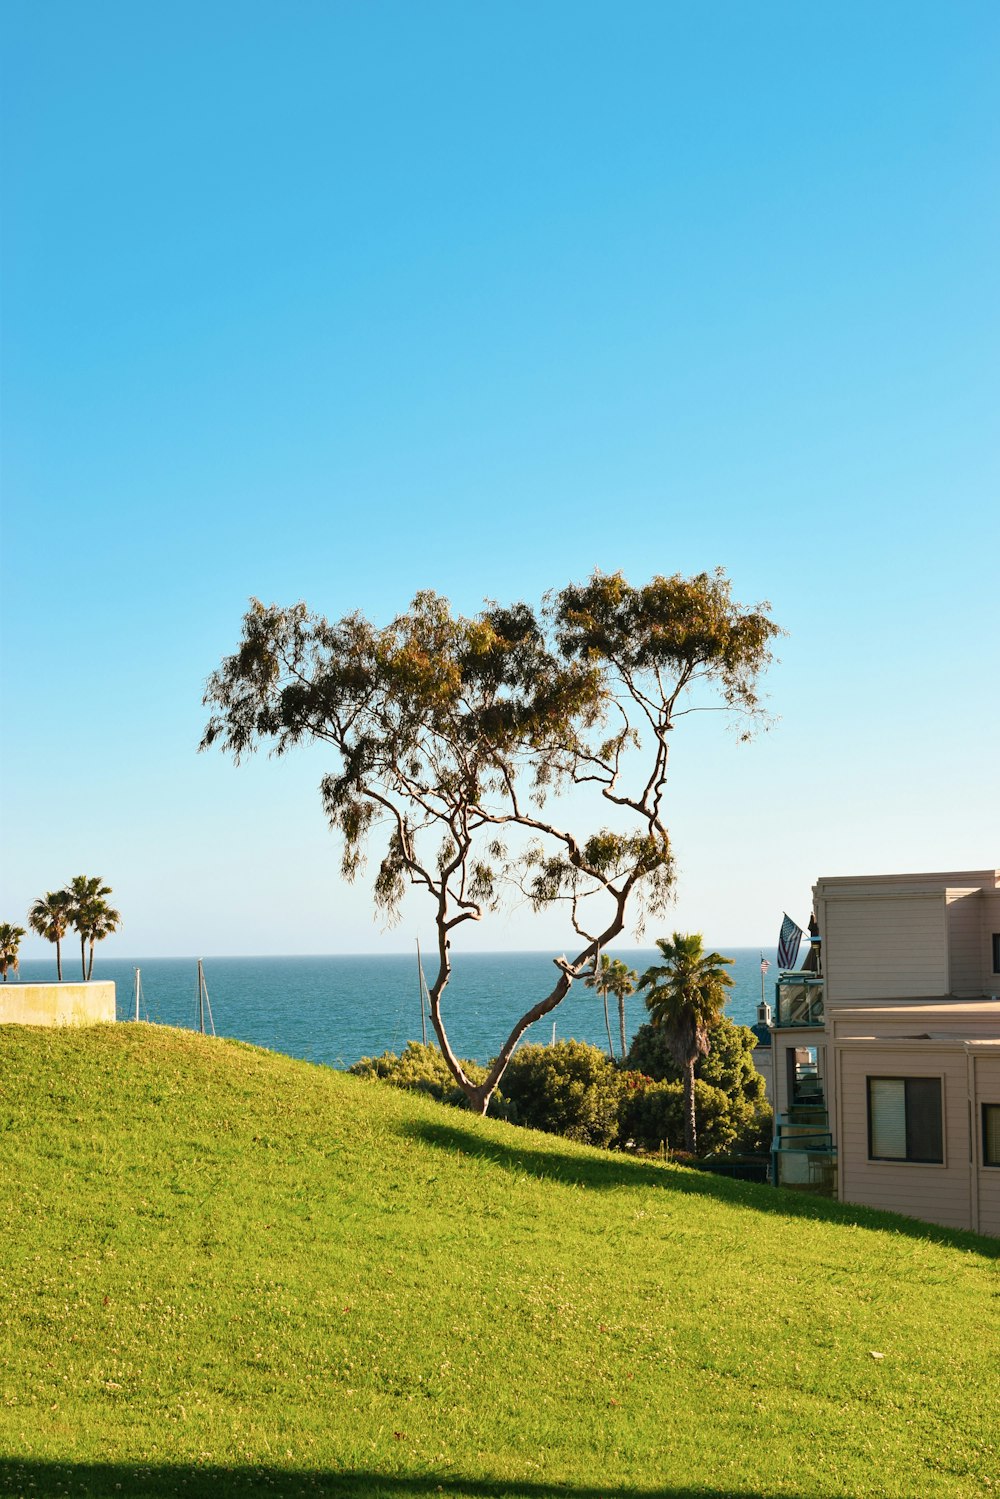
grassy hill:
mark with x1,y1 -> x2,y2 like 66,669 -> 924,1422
0,1025 -> 997,1499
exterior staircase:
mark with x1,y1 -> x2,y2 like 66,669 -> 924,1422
772,1101 -> 837,1195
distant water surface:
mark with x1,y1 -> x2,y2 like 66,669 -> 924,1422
13,949 -> 777,1068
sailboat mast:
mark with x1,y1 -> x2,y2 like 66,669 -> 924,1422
416,938 -> 427,1045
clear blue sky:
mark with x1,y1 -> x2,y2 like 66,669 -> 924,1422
2,1 -> 998,960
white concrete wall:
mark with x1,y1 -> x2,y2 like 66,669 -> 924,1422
751,1045 -> 773,1108
0,982 -> 116,1027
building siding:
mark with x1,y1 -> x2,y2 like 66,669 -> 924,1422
947,889 -> 985,996
830,1000 -> 1000,1041
983,894 -> 1000,991
974,1054 -> 1000,1237
823,894 -> 948,1003
836,1044 -> 972,1230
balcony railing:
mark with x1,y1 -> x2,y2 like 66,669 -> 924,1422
771,1100 -> 837,1195
774,1116 -> 834,1153
774,973 -> 824,1027
772,1146 -> 838,1195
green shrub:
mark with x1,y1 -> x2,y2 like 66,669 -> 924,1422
619,1076 -> 739,1155
349,1041 -> 487,1109
737,1098 -> 774,1154
350,1030 -> 773,1157
498,1039 -> 625,1147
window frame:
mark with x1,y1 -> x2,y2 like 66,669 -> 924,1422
983,1104 -> 1000,1168
866,1075 -> 944,1164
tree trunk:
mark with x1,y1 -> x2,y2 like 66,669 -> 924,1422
428,895 -> 628,1115
434,958 -> 576,1115
618,995 -> 627,1061
80,934 -> 87,980
603,992 -> 615,1059
683,1059 -> 697,1154
56,938 -> 63,982
87,941 -> 95,981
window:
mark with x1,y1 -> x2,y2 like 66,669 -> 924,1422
984,1105 -> 1000,1168
867,1077 -> 943,1163
992,933 -> 1000,974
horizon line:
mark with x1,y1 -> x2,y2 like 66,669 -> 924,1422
18,944 -> 779,963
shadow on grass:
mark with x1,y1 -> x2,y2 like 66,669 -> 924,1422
0,1462 -> 840,1499
407,1117 -> 1000,1257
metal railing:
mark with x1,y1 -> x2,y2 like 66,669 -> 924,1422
772,1147 -> 838,1194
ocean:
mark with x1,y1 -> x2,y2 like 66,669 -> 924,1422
12,948 -> 776,1068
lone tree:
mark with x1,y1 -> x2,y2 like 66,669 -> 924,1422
28,889 -> 75,981
202,569 -> 778,1114
637,933 -> 735,1154
584,954 -> 638,1060
0,924 -> 26,983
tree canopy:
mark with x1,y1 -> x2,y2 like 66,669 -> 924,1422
203,569 -> 779,1113
0,924 -> 26,983
66,876 -> 122,980
20,878 -> 121,982
28,890 -> 74,982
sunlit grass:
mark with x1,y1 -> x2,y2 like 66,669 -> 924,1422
0,1024 -> 996,1498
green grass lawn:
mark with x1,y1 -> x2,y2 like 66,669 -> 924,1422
1,1025 -> 997,1499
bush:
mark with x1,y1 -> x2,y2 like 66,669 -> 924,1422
349,1041 -> 488,1109
737,1099 -> 774,1154
619,1076 -> 739,1155
350,1029 -> 773,1158
498,1039 -> 625,1147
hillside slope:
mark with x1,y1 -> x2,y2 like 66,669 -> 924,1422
0,1024 -> 997,1499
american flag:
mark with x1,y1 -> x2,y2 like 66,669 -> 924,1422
777,913 -> 804,970
760,954 -> 770,976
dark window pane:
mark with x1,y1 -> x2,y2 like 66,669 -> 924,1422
905,1078 -> 943,1162
992,933 -> 1000,974
984,1105 -> 1000,1167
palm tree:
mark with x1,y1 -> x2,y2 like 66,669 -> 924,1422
28,890 -> 75,981
638,933 -> 734,1154
66,875 -> 117,980
585,954 -> 620,1058
607,958 -> 638,1060
0,924 -> 26,983
81,900 -> 122,979
585,955 -> 639,1060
